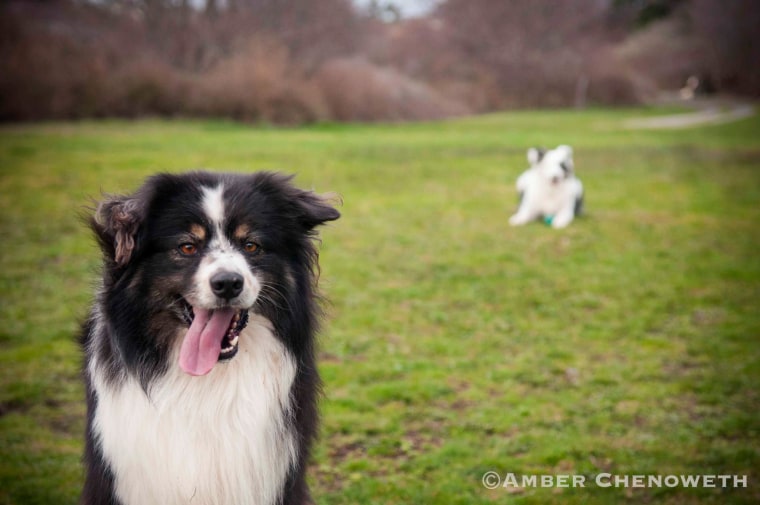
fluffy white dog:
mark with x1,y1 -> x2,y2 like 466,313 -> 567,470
509,145 -> 583,229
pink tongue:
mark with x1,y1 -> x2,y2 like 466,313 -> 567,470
179,307 -> 237,376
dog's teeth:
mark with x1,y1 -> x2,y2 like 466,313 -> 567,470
233,313 -> 240,322
229,336 -> 239,347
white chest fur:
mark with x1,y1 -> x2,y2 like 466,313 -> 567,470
533,182 -> 569,216
90,316 -> 297,505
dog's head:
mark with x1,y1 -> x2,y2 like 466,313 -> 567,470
92,171 -> 339,376
526,145 -> 574,186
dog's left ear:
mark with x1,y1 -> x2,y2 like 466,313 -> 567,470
92,195 -> 144,267
294,190 -> 341,230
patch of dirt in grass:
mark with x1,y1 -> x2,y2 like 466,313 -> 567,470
690,308 -> 726,327
401,428 -> 445,455
44,403 -> 85,436
0,398 -> 30,417
318,352 -> 343,364
328,439 -> 367,460
321,419 -> 447,482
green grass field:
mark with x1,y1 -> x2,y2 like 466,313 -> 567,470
1,108 -> 759,504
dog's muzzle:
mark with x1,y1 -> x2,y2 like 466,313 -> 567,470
180,299 -> 249,362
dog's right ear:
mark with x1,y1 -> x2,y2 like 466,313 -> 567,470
527,147 -> 546,166
92,196 -> 143,267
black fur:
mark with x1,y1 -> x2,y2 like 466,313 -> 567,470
574,194 -> 584,217
81,171 -> 339,505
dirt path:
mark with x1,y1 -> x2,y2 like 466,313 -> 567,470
624,102 -> 755,130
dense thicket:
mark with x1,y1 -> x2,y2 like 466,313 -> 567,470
1,0 -> 757,122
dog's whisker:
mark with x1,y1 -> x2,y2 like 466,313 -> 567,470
257,281 -> 296,313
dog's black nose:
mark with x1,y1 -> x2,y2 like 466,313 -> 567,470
210,271 -> 244,300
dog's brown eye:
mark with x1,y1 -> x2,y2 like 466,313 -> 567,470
178,243 -> 198,256
243,241 -> 259,254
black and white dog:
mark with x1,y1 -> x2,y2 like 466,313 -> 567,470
80,171 -> 339,505
509,145 -> 583,229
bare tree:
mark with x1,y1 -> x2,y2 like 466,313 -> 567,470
690,0 -> 760,95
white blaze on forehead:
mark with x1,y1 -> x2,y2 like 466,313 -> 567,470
202,184 -> 226,240
542,146 -> 572,167
193,182 -> 260,309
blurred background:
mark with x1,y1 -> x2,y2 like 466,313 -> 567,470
2,0 -> 759,123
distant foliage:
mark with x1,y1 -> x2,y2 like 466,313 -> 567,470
690,0 -> 760,96
0,0 -> 361,123
0,0 -> 756,123
614,0 -> 760,96
314,57 -> 467,121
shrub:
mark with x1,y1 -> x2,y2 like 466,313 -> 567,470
314,57 -> 469,122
